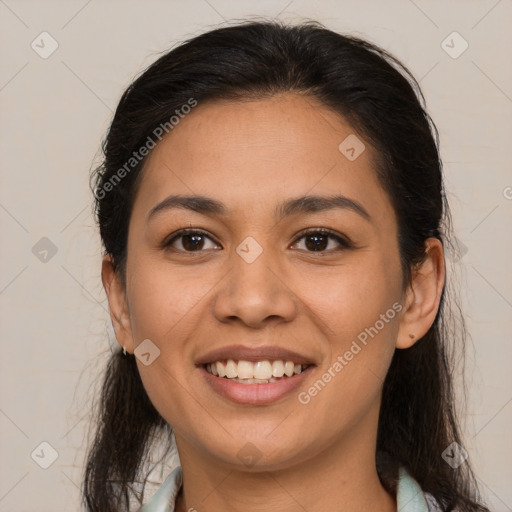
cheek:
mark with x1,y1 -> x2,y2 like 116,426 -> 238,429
124,253 -> 217,346
295,251 -> 403,411
125,261 -> 207,433
135,359 -> 204,446
123,253 -> 229,430
298,253 -> 403,344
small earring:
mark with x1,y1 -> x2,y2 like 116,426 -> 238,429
123,346 -> 127,356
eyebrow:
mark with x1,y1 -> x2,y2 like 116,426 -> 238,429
147,193 -> 371,223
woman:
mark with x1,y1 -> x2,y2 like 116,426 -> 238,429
83,20 -> 489,512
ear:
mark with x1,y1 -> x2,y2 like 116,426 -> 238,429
396,238 -> 445,349
101,255 -> 135,354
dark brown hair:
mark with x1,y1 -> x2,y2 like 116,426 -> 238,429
84,19 -> 489,511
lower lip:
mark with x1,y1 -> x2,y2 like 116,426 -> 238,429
200,366 -> 314,405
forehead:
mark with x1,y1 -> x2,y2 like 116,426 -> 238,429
132,93 -> 394,225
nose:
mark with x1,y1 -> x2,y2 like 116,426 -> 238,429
212,246 -> 298,329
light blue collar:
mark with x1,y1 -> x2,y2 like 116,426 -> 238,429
138,465 -> 436,511
138,466 -> 182,512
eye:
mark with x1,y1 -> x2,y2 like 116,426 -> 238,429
162,227 -> 352,253
290,228 -> 352,252
163,229 -> 221,252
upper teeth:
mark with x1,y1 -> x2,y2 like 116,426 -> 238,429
206,360 -> 305,380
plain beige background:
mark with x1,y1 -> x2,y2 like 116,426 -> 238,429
1,0 -> 511,510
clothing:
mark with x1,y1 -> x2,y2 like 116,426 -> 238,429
138,465 -> 441,511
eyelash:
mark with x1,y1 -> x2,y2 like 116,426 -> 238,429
161,227 -> 353,253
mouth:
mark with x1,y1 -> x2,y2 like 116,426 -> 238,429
199,359 -> 315,406
204,359 -> 311,384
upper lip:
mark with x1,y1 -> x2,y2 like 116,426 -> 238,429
195,344 -> 316,366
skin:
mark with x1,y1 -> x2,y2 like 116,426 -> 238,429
102,92 -> 445,512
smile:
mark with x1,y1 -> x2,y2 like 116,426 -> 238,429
201,361 -> 314,405
205,359 -> 309,384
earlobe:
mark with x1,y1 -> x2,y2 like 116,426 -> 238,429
101,255 -> 134,354
396,238 -> 445,349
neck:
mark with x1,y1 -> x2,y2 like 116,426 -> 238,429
174,410 -> 396,512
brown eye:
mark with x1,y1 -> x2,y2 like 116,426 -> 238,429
164,229 -> 220,252
291,229 -> 352,252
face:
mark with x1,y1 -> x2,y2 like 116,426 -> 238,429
105,92 -> 433,471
